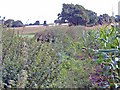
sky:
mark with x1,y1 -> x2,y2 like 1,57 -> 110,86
0,0 -> 120,24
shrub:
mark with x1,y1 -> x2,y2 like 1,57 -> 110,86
12,20 -> 24,27
34,21 -> 40,25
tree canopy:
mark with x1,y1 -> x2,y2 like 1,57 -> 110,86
55,3 -> 116,26
56,3 -> 89,25
4,19 -> 24,27
4,19 -> 14,27
34,20 -> 40,25
12,20 -> 24,27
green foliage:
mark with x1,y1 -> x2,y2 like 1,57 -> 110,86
43,21 -> 47,26
12,20 -> 24,27
2,30 -> 61,88
2,27 -> 96,88
4,19 -> 24,27
2,26 -> 120,88
54,58 -> 94,88
86,10 -> 98,26
57,3 -> 89,25
56,3 -> 115,26
98,14 -> 111,25
91,25 -> 120,88
34,20 -> 40,25
4,19 -> 14,27
3,24 -> 119,89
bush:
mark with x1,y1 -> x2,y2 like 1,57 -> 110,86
12,20 -> 24,27
4,19 -> 24,27
4,19 -> 14,27
34,21 -> 40,25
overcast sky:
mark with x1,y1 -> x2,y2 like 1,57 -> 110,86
0,0 -> 119,24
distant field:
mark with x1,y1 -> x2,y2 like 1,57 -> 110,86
7,25 -> 108,38
10,25 -> 104,34
9,25 -> 47,34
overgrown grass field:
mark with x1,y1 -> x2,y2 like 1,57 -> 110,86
2,25 -> 120,89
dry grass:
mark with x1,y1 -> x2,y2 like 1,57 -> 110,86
7,25 -> 106,35
9,26 -> 46,34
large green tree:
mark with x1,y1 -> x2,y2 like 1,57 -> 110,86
4,19 -> 24,27
55,3 -> 115,26
56,3 -> 89,26
34,20 -> 40,25
12,20 -> 24,27
4,19 -> 14,27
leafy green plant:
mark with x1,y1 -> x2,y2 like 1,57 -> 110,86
91,25 -> 120,89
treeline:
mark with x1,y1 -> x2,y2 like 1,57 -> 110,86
3,19 -> 48,27
54,3 -> 120,26
28,20 -> 47,26
2,3 -> 120,27
4,19 -> 24,27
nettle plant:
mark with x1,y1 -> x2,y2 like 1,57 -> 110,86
91,25 -> 120,88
